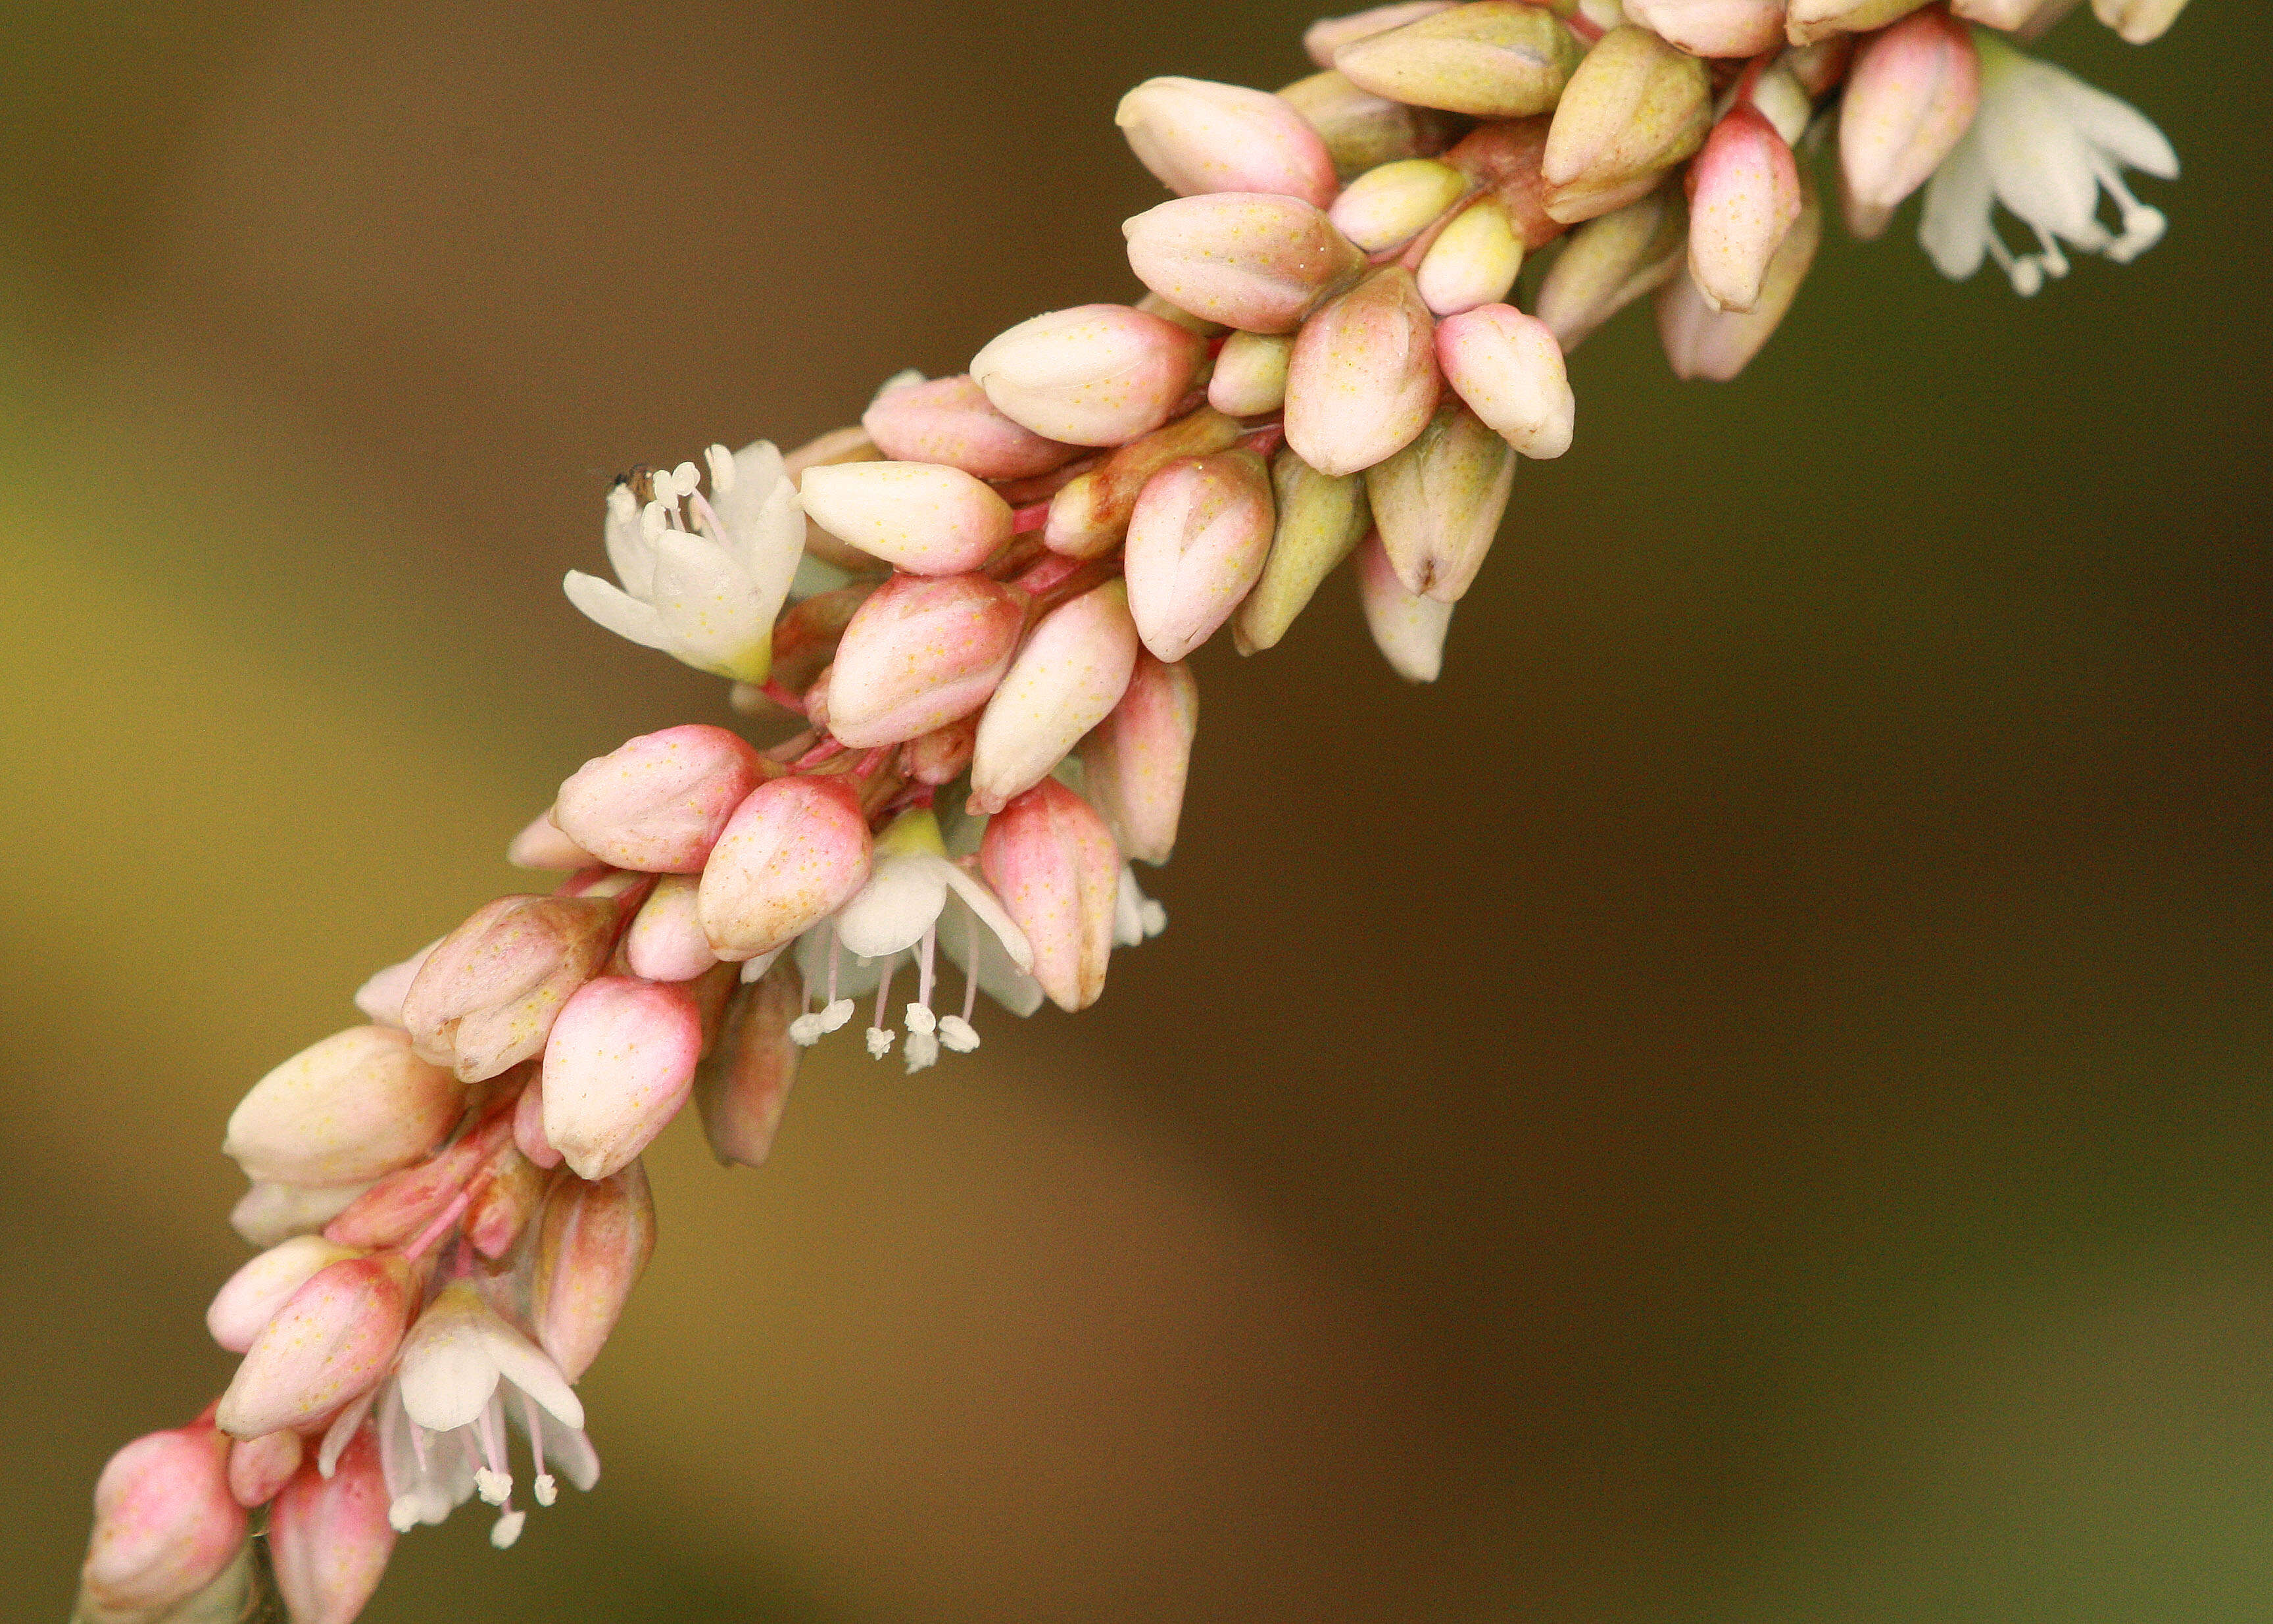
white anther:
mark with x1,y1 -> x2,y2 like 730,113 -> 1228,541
475,1467 -> 512,1507
938,1015 -> 981,1052
671,460 -> 700,497
706,443 -> 738,493
904,1002 -> 937,1035
490,1510 -> 527,1549
904,1029 -> 940,1073
388,1496 -> 420,1534
865,1025 -> 894,1058
533,1473 -> 558,1508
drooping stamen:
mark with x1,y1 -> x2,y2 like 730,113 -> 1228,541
904,925 -> 941,1072
475,1392 -> 512,1506
941,908 -> 983,1053
791,926 -> 855,1045
792,738 -> 846,770
402,1187 -> 472,1265
866,957 -> 897,1057
522,1390 -> 558,1508
490,1504 -> 526,1549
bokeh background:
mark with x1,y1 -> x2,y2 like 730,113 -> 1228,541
5,3 -> 2270,1619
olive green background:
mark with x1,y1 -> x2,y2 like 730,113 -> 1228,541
4,3 -> 2268,1620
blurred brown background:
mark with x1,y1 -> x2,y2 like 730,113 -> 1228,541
5,3 -> 2270,1620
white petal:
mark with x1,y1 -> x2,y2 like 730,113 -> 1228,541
353,937 -> 441,1028
1114,867 -> 1147,948
937,859 -> 1033,973
1981,82 -> 2103,241
481,1323 -> 585,1432
564,570 -> 676,654
794,929 -> 895,1000
317,1385 -> 379,1479
647,530 -> 771,679
835,854 -> 950,959
1920,130 -> 1993,280
940,894 -> 1045,1018
399,1287 -> 502,1433
2045,69 -> 2177,180
604,485 -> 658,599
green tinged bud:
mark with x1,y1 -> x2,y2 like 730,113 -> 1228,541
1532,184 -> 1689,351
1540,26 -> 1713,225
1233,448 -> 1373,654
1277,70 -> 1472,180
1334,1 -> 1586,120
1364,403 -> 1515,603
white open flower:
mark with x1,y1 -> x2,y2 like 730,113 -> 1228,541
1919,32 -> 2176,296
564,441 -> 804,682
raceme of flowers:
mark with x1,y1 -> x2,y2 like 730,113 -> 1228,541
73,2 -> 2182,1619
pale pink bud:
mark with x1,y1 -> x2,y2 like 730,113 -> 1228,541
1541,26 -> 1713,224
216,1255 -> 412,1438
1208,331 -> 1294,417
623,872 -> 719,982
352,937 -> 439,1028
694,963 -> 801,1168
798,461 -> 1013,576
979,779 -> 1121,1012
1114,77 -> 1339,208
779,425 -> 891,572
2093,0 -> 2187,43
969,305 -> 1207,447
900,714 -> 979,786
698,775 -> 873,960
1045,408 -> 1244,559
1283,266 -> 1441,478
1624,0 -> 1790,57
969,581 -> 1141,815
507,811 -> 594,872
1078,652 -> 1198,866
207,1234 -> 362,1354
1435,303 -> 1575,458
1123,450 -> 1276,662
860,373 -> 1082,480
824,572 -> 1027,748
552,724 -> 766,875
1838,6 -> 1981,238
541,976 -> 703,1181
1306,1 -> 1460,64
1277,68 -> 1470,179
1329,158 -> 1469,252
1415,195 -> 1524,315
401,895 -> 620,1082
1442,116 -> 1567,251
1686,104 -> 1803,314
224,1026 -> 459,1189
324,1098 -> 514,1250
533,1160 -> 657,1382
230,1180 -> 370,1248
268,1428 -> 395,1624
1357,530 -> 1455,681
1657,176 -> 1821,380
79,1424 -> 246,1623
225,1429 -> 302,1509
1950,0 -> 2064,26
1233,449 -> 1371,654
514,1067 -> 562,1168
1334,2 -> 1584,118
1365,403 -> 1517,603
1123,193 -> 1366,335
1786,0 -> 1927,45
1532,183 -> 1689,350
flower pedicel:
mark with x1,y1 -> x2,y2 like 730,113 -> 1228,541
72,3 -> 2186,1617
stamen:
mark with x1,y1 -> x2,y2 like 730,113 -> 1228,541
522,1391 -> 558,1507
866,958 -> 897,1057
671,460 -> 700,498
490,1506 -> 527,1549
401,1188 -> 472,1264
389,1496 -> 422,1533
905,927 -> 941,1071
790,928 -> 855,1044
939,1015 -> 981,1052
475,1394 -> 512,1506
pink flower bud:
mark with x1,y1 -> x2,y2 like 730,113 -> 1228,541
623,872 -> 720,982
1077,652 -> 1198,866
1278,68 -> 1470,180
464,1145 -> 547,1259
402,895 -> 620,1082
1208,330 -> 1294,417
698,775 -> 874,960
1114,77 -> 1339,208
1531,184 -> 1689,351
79,1423 -> 246,1622
969,581 -> 1141,816
824,572 -> 1027,748
1623,0 -> 1790,57
1786,0 -> 1927,46
541,976 -> 704,1181
1435,303 -> 1575,460
224,1027 -> 460,1189
900,714 -> 979,786
1357,529 -> 1455,681
1687,104 -> 1803,314
506,810 -> 595,872
230,1179 -> 370,1249
1283,266 -> 1441,478
1365,404 -> 1517,603
860,373 -> 1082,480
1415,195 -> 1524,316
1233,448 -> 1371,653
1541,26 -> 1713,224
1329,157 -> 1469,252
1838,5 -> 1980,238
324,1098 -> 515,1250
514,1068 -> 562,1168
1123,193 -> 1366,335
1657,176 -> 1821,381
554,726 -> 766,876
268,1428 -> 395,1624
226,1429 -> 302,1509
1305,1 -> 1461,65
207,1235 -> 362,1354
353,937 -> 439,1028
969,305 -> 1206,447
800,460 -> 1015,577
216,1256 -> 412,1439
533,1160 -> 657,1381
693,963 -> 801,1168
1123,450 -> 1275,662
779,425 -> 891,572
1045,408 -> 1244,559
979,779 -> 1122,1012
1334,1 -> 1584,118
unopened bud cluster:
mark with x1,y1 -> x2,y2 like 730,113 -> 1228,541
78,1 -> 2186,1619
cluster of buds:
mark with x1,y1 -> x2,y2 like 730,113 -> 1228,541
78,2 -> 2185,1619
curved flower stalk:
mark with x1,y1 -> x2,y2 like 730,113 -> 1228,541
74,3 -> 2186,1619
